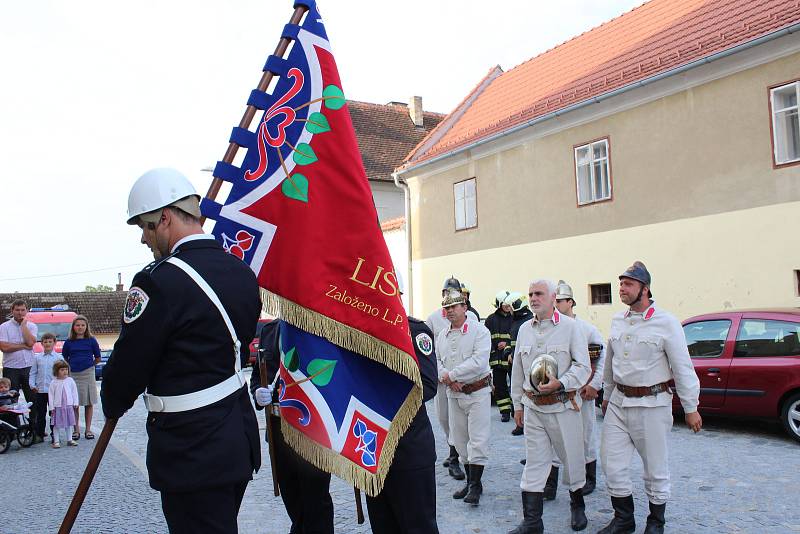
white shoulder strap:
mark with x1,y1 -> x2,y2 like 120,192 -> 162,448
166,256 -> 242,372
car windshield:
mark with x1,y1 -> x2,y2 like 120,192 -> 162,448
34,322 -> 72,341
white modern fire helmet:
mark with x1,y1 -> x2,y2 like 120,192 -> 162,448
126,168 -> 201,225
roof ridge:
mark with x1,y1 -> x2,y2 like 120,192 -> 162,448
402,65 -> 504,166
346,98 -> 446,116
400,0 -> 800,169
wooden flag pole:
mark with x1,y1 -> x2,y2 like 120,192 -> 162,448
58,418 -> 118,534
203,5 -> 309,209
259,353 -> 281,497
354,487 -> 365,524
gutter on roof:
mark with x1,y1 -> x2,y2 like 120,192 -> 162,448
398,22 -> 800,175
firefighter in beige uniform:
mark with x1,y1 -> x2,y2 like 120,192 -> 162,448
509,279 -> 591,534
426,276 -> 477,481
554,280 -> 606,497
435,290 -> 491,507
598,262 -> 701,534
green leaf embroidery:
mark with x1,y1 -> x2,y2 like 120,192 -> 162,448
322,85 -> 345,110
292,143 -> 318,166
306,358 -> 337,387
305,112 -> 330,134
282,174 -> 308,203
283,347 -> 299,372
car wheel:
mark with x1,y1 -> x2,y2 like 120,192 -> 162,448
17,426 -> 34,448
0,431 -> 11,454
780,392 -> 800,444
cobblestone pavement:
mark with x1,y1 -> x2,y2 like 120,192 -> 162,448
3,370 -> 799,533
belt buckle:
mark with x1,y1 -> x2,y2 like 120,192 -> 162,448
144,394 -> 165,413
649,384 -> 660,396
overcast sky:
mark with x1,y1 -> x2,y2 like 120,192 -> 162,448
1,0 -> 644,293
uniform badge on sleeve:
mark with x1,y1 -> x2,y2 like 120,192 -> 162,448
123,287 -> 149,324
415,332 -> 433,356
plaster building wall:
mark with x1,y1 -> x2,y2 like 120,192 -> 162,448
406,50 -> 800,330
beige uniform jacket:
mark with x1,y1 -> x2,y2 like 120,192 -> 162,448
575,316 -> 606,391
511,310 -> 591,413
603,301 -> 700,413
435,318 -> 491,400
426,308 -> 478,338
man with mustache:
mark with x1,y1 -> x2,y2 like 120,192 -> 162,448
598,261 -> 701,534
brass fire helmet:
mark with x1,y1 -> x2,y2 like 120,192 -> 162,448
529,354 -> 559,393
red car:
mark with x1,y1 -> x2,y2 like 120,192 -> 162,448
26,307 -> 77,354
679,309 -> 800,442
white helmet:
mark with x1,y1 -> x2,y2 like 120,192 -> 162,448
127,168 -> 200,225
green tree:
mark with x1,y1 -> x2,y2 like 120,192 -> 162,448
85,284 -> 113,292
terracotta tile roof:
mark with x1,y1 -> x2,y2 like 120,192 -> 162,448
403,0 -> 800,168
380,216 -> 405,232
0,292 -> 127,334
347,100 -> 445,182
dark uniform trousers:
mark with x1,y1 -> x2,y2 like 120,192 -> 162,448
365,317 -> 439,534
251,320 -> 334,534
101,238 -> 262,534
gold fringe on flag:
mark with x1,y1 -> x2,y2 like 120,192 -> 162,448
280,383 -> 422,497
261,288 -> 424,495
261,289 -> 422,388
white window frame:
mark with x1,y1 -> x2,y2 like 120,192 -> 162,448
770,81 -> 800,166
453,178 -> 477,231
574,138 -> 612,205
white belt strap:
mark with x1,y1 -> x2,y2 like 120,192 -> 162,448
142,256 -> 245,413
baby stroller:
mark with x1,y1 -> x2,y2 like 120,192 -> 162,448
0,401 -> 35,453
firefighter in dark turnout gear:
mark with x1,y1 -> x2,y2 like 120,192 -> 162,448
484,291 -> 514,421
502,292 -> 534,437
102,168 -> 261,533
251,321 -> 334,534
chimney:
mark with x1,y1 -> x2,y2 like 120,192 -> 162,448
116,272 -> 124,292
409,96 -> 423,127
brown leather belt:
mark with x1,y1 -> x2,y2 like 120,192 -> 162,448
461,375 -> 491,394
618,382 -> 671,397
525,390 -> 580,411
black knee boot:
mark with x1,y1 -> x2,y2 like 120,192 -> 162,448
597,495 -> 635,534
448,455 -> 466,480
582,460 -> 597,495
508,491 -> 544,534
453,464 -> 470,499
464,464 -> 484,505
569,490 -> 588,531
443,445 -> 457,467
643,502 -> 665,534
543,466 -> 559,500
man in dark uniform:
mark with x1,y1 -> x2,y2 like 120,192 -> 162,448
365,312 -> 439,533
101,168 -> 261,534
502,292 -> 533,436
252,320 -> 334,534
485,291 -> 514,422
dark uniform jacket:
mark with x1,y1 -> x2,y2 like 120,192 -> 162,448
391,317 -> 438,471
484,309 -> 514,364
101,238 -> 262,492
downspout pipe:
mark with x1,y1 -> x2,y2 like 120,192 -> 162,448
392,171 -> 413,315
398,23 -> 800,174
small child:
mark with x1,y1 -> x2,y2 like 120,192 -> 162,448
48,360 -> 79,448
29,333 -> 64,443
0,377 -> 20,429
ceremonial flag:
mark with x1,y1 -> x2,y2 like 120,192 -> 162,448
201,1 -> 421,495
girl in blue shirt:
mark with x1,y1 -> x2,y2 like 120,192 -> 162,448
61,315 -> 101,440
